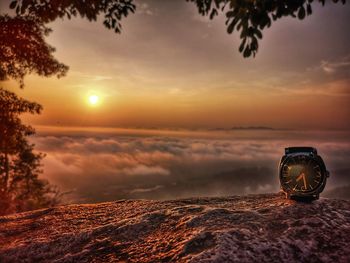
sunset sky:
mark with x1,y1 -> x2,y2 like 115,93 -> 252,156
2,0 -> 350,130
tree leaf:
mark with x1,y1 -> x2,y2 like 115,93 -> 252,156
239,38 -> 246,53
226,10 -> 235,18
227,20 -> 235,34
210,8 -> 218,19
298,6 -> 306,20
307,4 -> 312,15
9,1 -> 17,9
243,46 -> 251,58
255,29 -> 262,39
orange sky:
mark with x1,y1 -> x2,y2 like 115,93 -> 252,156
2,0 -> 350,130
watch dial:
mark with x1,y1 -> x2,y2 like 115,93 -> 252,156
280,155 -> 323,193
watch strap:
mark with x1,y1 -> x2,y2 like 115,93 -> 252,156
285,147 -> 317,155
290,194 -> 319,202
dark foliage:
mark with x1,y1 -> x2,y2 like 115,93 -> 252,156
0,88 -> 60,215
9,0 -> 136,33
1,0 -> 136,88
0,15 -> 68,88
188,0 -> 347,57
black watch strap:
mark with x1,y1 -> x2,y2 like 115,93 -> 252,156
290,195 -> 318,202
285,147 -> 317,155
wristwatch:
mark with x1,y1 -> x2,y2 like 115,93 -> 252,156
279,147 -> 329,201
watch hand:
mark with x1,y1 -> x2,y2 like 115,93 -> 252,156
303,174 -> 307,189
296,172 -> 307,190
296,174 -> 303,182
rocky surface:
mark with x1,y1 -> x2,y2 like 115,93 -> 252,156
0,193 -> 349,262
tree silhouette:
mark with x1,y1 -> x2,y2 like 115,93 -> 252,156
188,0 -> 347,57
0,88 -> 60,215
1,0 -> 135,88
9,0 -> 136,33
0,15 -> 68,88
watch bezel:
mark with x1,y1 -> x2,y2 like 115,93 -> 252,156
279,152 -> 327,198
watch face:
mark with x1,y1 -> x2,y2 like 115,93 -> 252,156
280,154 -> 324,194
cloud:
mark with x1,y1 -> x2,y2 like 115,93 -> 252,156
320,55 -> 350,74
31,129 -> 350,203
69,71 -> 113,82
307,54 -> 350,77
283,78 -> 350,97
137,2 -> 155,16
129,185 -> 164,194
123,165 -> 170,176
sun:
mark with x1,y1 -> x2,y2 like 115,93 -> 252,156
88,95 -> 99,105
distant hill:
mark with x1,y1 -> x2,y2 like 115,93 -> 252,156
0,193 -> 349,262
230,126 -> 275,130
209,126 -> 277,131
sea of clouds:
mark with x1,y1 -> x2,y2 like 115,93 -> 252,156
30,128 -> 350,203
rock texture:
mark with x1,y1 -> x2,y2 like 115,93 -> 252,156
0,193 -> 349,263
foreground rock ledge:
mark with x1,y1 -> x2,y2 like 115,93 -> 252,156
0,193 -> 349,262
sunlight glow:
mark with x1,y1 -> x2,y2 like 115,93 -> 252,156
88,95 -> 99,105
